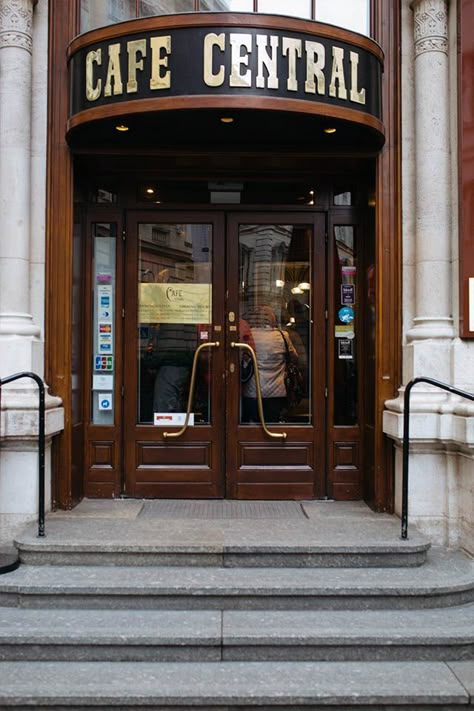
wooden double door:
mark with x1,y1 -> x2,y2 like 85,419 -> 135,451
85,206 -> 367,501
117,210 -> 326,499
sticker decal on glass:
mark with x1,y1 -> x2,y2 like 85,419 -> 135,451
338,338 -> 354,359
338,306 -> 355,324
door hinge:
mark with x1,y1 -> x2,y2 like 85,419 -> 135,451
325,310 -> 328,319
122,307 -> 125,318
325,387 -> 328,398
121,385 -> 125,398
122,229 -> 126,241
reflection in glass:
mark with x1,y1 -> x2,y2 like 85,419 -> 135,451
200,0 -> 253,9
139,0 -> 194,14
80,0 -> 372,29
239,225 -> 312,425
137,224 -> 212,425
333,225 -> 358,425
258,0 -> 311,18
316,0 -> 369,35
80,0 -> 135,32
334,190 -> 352,206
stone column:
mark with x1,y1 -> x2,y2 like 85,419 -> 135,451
0,0 -> 39,355
384,0 -> 456,545
407,0 -> 454,348
0,0 -> 63,544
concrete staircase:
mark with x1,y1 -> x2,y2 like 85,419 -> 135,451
0,499 -> 473,708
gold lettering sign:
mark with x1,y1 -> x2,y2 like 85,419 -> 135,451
139,283 -> 212,324
78,30 -> 373,112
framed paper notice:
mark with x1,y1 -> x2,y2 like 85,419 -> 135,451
139,283 -> 212,324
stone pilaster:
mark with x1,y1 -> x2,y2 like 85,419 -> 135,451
0,0 -> 63,544
383,0 -> 464,548
407,0 -> 453,345
0,0 -> 39,354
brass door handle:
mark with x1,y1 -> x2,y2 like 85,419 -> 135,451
162,341 -> 220,439
231,342 -> 287,439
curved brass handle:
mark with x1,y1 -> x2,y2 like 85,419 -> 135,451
231,342 -> 287,439
162,341 -> 220,439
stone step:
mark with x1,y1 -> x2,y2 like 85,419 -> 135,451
1,548 -> 473,610
14,504 -> 430,568
0,660 -> 471,708
0,548 -> 19,576
1,606 -> 474,663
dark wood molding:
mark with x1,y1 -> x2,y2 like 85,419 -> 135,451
459,0 -> 474,338
67,98 -> 385,144
46,0 -> 78,508
371,0 -> 401,512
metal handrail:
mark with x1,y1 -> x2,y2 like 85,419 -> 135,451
0,372 -> 46,537
402,376 -> 474,540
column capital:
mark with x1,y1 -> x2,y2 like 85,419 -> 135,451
0,0 -> 34,53
410,0 -> 449,57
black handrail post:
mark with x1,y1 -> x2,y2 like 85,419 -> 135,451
37,376 -> 45,537
401,376 -> 474,541
0,372 -> 46,537
401,378 -> 416,540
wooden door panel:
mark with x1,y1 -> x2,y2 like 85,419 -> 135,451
239,442 -> 313,467
138,441 -> 214,467
225,213 -> 326,500
123,212 -> 226,498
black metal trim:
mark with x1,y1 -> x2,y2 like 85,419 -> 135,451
402,376 -> 474,540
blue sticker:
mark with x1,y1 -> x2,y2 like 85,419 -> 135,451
338,306 -> 355,324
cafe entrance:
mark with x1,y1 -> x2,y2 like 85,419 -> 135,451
84,186 -> 370,501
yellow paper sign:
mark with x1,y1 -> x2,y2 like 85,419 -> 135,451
139,283 -> 212,324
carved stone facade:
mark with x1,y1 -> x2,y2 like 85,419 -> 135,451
412,0 -> 449,56
0,0 -> 33,52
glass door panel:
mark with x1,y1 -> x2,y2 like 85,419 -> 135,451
238,224 -> 312,425
137,223 -> 213,426
124,213 -> 225,499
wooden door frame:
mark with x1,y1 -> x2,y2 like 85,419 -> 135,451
82,209 -> 124,498
46,2 -> 401,510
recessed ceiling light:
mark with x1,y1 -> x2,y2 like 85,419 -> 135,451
146,187 -> 155,195
324,127 -> 337,134
115,124 -> 129,132
298,282 -> 311,291
220,117 -> 234,124
291,286 -> 304,295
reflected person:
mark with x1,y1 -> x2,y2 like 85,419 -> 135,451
242,305 -> 298,423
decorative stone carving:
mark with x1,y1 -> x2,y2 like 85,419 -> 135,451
411,0 -> 449,56
0,0 -> 34,52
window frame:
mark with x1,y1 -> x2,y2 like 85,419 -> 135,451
78,0 -> 375,35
